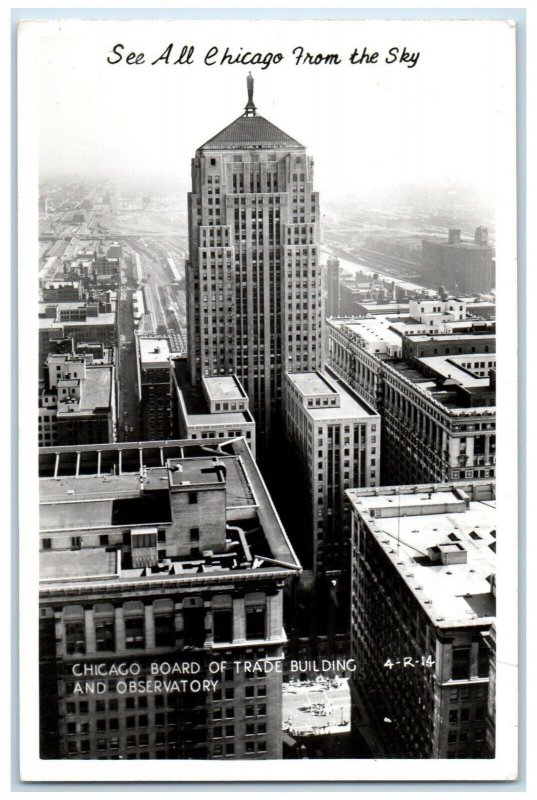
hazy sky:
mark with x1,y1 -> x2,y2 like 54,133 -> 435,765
32,18 -> 515,202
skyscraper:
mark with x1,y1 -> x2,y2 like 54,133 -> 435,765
186,76 -> 323,447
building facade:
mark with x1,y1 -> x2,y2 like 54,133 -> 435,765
283,369 -> 380,584
327,303 -> 496,485
325,256 -> 341,318
136,335 -> 173,441
38,438 -> 300,760
39,353 -> 116,447
186,78 -> 323,445
171,357 -> 256,458
347,481 -> 496,759
421,228 -> 495,295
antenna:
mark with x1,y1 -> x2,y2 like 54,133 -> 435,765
244,72 -> 257,117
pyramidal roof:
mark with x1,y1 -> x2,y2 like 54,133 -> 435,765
199,113 -> 304,151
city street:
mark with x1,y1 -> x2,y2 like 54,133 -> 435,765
117,274 -> 141,441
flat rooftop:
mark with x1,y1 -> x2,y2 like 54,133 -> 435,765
40,549 -> 118,582
386,358 -> 496,411
330,317 -> 402,349
288,370 -> 377,420
347,484 -> 496,628
405,332 -> 495,344
173,360 -> 254,426
56,366 -> 113,416
203,375 -> 246,403
418,354 -> 494,388
40,313 -> 116,329
40,455 -> 254,533
423,237 -> 493,250
39,439 -> 301,589
139,336 -> 171,368
287,371 -> 338,397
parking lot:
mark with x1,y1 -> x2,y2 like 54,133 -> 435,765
282,677 -> 351,737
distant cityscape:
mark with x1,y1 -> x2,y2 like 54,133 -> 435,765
38,79 -> 496,762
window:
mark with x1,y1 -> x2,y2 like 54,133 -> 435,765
190,528 -> 200,542
188,492 -> 198,504
245,607 -> 266,641
125,616 -> 145,649
95,618 -> 115,652
155,614 -> 175,648
42,538 -> 52,551
213,609 -> 233,644
65,621 -> 85,655
99,534 -> 109,546
132,532 -> 157,548
452,646 -> 471,680
71,536 -> 82,550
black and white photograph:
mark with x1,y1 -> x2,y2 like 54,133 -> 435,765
17,14 -> 519,783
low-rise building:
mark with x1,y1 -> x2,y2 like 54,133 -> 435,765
39,353 -> 117,447
171,357 -> 256,458
39,300 -> 117,376
421,227 -> 495,295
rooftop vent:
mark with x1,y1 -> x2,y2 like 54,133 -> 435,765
428,542 -> 467,565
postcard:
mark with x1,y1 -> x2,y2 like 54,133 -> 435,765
17,16 -> 518,782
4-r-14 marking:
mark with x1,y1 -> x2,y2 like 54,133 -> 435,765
384,656 -> 435,669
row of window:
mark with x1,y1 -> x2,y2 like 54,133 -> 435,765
62,604 -> 267,654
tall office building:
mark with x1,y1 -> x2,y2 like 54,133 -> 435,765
136,335 -> 173,441
186,76 -> 323,446
283,369 -> 380,584
347,481 -> 496,758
